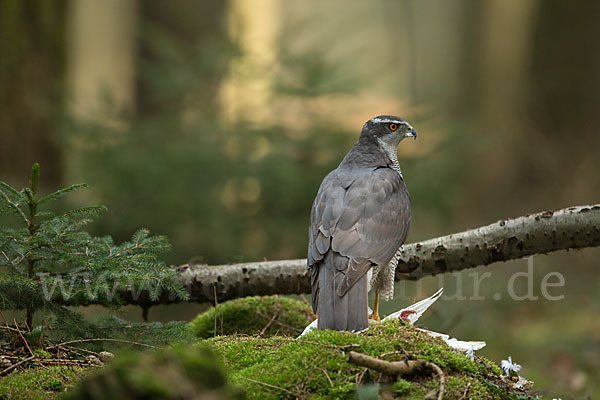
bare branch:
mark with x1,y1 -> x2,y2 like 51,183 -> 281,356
65,204 -> 600,307
347,351 -> 445,400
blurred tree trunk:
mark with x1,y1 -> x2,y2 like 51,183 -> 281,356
532,1 -> 600,139
458,0 -> 539,121
458,0 -> 600,217
528,1 -> 600,205
137,0 -> 230,117
219,0 -> 281,126
478,0 -> 539,124
66,0 -> 139,122
455,0 -> 541,221
0,0 -> 66,187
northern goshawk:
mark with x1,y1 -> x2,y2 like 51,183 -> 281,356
308,115 -> 415,331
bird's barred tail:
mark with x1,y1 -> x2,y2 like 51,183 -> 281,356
317,252 -> 369,332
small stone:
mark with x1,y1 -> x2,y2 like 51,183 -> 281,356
98,351 -> 114,363
0,356 -> 11,368
85,355 -> 104,367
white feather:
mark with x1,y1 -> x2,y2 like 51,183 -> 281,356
382,288 -> 444,324
297,318 -> 318,338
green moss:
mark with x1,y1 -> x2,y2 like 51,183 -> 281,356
442,375 -> 491,399
392,378 -> 411,394
202,320 -> 534,399
33,349 -> 52,359
0,366 -> 86,400
189,295 -> 314,339
61,343 -> 244,400
0,301 -> 534,399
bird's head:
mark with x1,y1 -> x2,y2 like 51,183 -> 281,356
360,115 -> 417,148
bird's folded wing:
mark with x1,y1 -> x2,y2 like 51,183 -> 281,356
308,167 -> 411,296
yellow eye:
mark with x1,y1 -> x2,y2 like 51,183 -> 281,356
389,123 -> 398,131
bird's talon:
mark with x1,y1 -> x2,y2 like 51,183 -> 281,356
369,313 -> 381,322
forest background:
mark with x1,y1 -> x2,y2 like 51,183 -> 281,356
1,0 -> 599,397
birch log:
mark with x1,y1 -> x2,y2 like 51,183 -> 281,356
123,204 -> 600,306
395,204 -> 600,279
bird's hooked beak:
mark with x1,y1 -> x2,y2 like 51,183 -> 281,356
405,126 -> 417,140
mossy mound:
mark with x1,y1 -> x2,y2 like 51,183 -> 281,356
189,295 -> 314,338
61,344 -> 244,400
202,320 -> 534,400
0,366 -> 86,400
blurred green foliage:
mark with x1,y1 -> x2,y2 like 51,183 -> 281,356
65,11 -> 364,265
62,344 -> 245,400
71,117 -> 355,265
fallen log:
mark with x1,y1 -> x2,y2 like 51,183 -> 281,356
95,204 -> 600,306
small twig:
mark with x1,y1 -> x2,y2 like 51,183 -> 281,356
256,309 -> 299,331
340,343 -> 362,351
0,355 -> 35,376
347,351 -> 445,400
460,382 -> 472,399
299,294 -> 310,307
0,250 -> 10,263
259,309 -> 281,336
34,358 -> 88,365
356,368 -> 368,386
60,344 -> 98,357
34,358 -> 101,367
427,362 -> 445,400
380,349 -> 408,358
318,367 -> 334,387
0,193 -> 30,225
239,376 -> 302,397
213,285 -> 218,337
49,338 -> 160,350
0,325 -> 19,333
13,319 -> 34,357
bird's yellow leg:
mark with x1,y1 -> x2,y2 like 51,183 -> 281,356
369,292 -> 381,321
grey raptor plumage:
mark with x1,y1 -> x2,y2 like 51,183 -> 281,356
307,115 -> 415,331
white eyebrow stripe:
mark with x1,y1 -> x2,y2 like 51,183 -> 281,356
370,117 -> 410,126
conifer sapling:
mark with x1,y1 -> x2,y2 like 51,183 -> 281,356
0,163 -> 188,335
